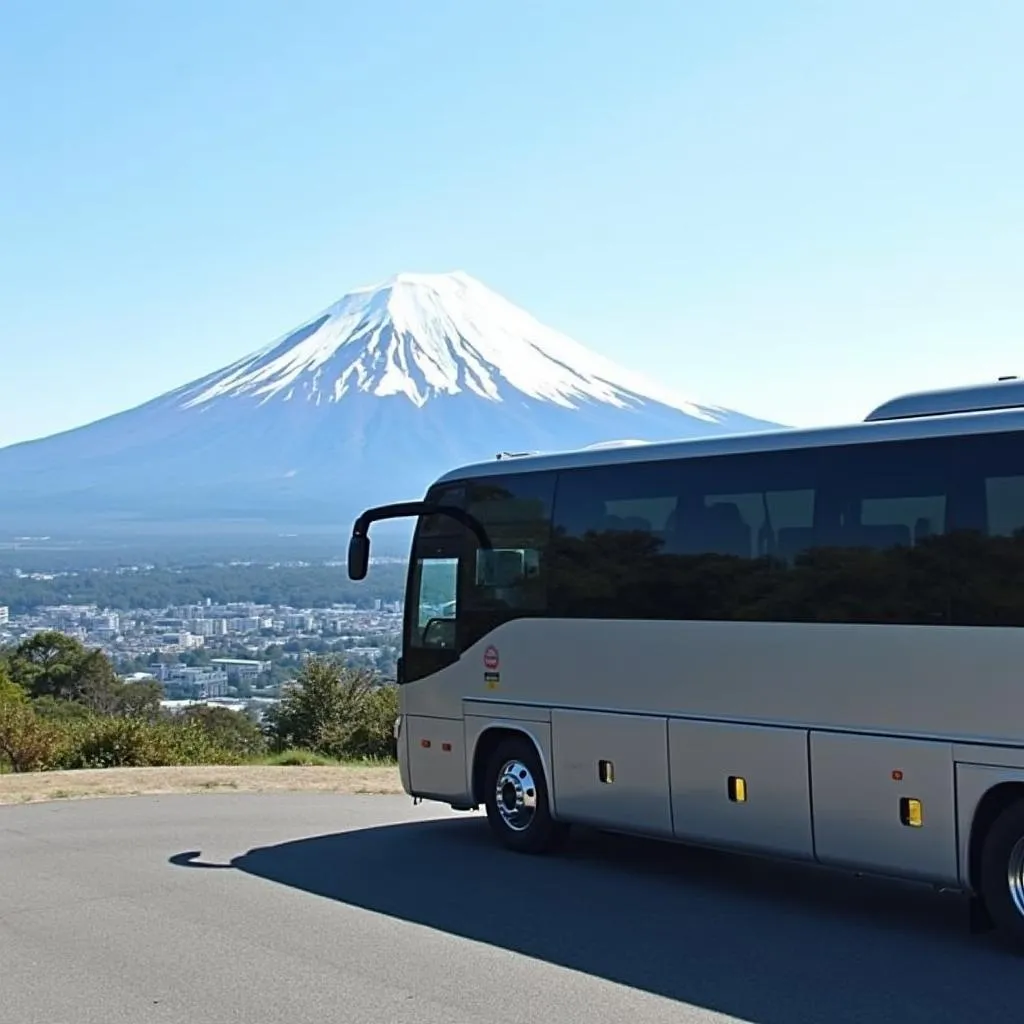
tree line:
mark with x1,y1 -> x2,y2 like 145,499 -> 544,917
0,562 -> 407,614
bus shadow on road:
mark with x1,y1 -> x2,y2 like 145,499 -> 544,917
173,816 -> 1023,1023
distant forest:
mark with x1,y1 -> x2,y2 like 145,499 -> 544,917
0,563 -> 408,613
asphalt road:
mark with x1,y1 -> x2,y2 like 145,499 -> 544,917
2,794 -> 1023,1024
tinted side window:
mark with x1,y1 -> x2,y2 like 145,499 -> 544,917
784,437 -> 954,625
419,483 -> 466,538
550,439 -> 958,624
459,471 -> 556,646
948,430 -> 1024,626
674,447 -> 824,621
550,460 -> 683,618
680,438 -> 954,624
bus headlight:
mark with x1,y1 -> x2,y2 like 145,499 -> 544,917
394,715 -> 402,740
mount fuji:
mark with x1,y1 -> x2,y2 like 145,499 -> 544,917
0,271 -> 781,537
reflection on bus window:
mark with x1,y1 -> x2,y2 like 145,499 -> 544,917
413,556 -> 458,649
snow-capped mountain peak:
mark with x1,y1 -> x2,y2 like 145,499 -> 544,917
176,271 -> 729,422
0,269 -> 782,538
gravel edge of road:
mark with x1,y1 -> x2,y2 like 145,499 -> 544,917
0,764 -> 405,805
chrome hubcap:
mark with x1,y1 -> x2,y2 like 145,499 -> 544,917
1008,837 -> 1024,917
495,759 -> 537,832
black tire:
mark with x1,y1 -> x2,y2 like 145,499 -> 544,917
483,736 -> 567,854
979,799 -> 1024,951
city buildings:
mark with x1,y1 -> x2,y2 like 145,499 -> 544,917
0,594 -> 403,703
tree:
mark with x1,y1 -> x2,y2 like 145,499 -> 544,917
179,705 -> 266,757
6,632 -> 89,700
6,632 -> 119,703
80,678 -> 163,720
263,657 -> 397,760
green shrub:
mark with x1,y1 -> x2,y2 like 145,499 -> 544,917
0,697 -> 69,772
321,682 -> 398,761
56,716 -> 240,770
31,695 -> 94,723
178,704 -> 267,758
0,662 -> 27,705
264,658 -> 398,761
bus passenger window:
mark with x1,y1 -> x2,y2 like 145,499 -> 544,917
946,430 -> 1024,627
549,459 -> 683,619
412,556 -> 459,649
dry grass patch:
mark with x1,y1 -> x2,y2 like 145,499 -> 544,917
0,764 -> 403,805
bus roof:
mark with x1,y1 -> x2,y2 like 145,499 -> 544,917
431,386 -> 1024,486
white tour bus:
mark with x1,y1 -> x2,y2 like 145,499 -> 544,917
347,378 -> 1024,950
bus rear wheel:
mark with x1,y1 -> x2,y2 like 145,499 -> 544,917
484,736 -> 566,854
980,799 -> 1024,951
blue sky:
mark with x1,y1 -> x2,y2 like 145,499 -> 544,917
1,0 -> 1022,447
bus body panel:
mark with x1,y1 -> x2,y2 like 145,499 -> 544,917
952,745 -> 1024,770
668,719 -> 814,859
403,618 -> 1024,748
398,713 -> 411,793
809,732 -> 958,885
429,404 -> 1024,489
403,714 -> 468,804
549,709 -> 673,836
463,699 -> 552,723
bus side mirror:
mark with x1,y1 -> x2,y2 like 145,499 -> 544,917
348,534 -> 370,580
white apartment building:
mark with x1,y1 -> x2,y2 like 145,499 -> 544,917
210,658 -> 269,682
147,664 -> 229,698
158,632 -> 205,650
188,618 -> 228,637
229,616 -> 266,633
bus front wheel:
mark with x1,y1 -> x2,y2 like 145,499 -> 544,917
484,737 -> 566,854
980,798 -> 1024,950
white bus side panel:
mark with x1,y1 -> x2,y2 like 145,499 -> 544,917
809,732 -> 958,885
404,715 -> 468,803
550,709 -> 673,836
668,720 -> 814,859
405,618 -> 1024,748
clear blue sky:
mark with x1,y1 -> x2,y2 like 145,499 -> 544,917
2,0 -> 1022,447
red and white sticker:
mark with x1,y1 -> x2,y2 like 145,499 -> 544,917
483,645 -> 500,670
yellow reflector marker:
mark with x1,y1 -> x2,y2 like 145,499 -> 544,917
728,776 -> 747,803
900,797 -> 923,827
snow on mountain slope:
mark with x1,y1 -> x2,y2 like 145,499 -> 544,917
173,270 -> 735,422
0,271 -> 783,535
